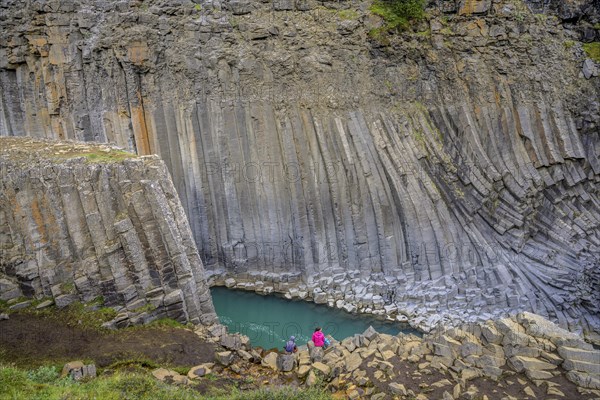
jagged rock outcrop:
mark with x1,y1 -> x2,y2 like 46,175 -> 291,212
0,0 -> 599,333
0,137 -> 217,326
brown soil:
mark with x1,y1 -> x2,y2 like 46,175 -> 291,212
0,313 -> 216,369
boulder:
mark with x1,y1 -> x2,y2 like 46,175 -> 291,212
310,346 -> 324,363
566,370 -> 600,389
496,319 -> 531,347
345,353 -> 363,372
220,334 -> 242,350
388,382 -> 407,396
261,352 -> 278,370
306,370 -> 318,386
517,312 -> 592,349
557,346 -> 600,365
363,326 -> 379,341
152,368 -> 187,385
508,356 -> 557,374
277,354 -> 296,372
481,321 -> 503,344
312,361 -> 331,376
61,361 -> 84,378
297,365 -> 310,378
225,278 -> 236,288
562,359 -> 600,374
216,351 -> 234,366
237,349 -> 253,361
187,363 -> 214,379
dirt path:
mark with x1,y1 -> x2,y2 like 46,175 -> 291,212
0,314 -> 217,368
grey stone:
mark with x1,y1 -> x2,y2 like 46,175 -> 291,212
277,354 -> 296,372
216,351 -> 234,366
583,59 -> 598,79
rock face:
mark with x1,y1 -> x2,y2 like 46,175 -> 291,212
0,0 -> 599,332
0,138 -> 216,326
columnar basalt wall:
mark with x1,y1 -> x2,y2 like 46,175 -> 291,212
0,0 -> 598,333
0,138 -> 217,326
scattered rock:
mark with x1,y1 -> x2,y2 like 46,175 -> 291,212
306,370 -> 318,386
388,382 -> 407,396
277,354 -> 295,372
261,352 -> 278,370
152,368 -> 187,385
312,361 -> 331,377
187,363 -> 213,379
216,351 -> 234,366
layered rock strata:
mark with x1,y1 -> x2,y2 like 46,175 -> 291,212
0,137 -> 217,326
0,0 -> 599,333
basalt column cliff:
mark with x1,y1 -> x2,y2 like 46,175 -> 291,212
0,0 -> 599,333
0,138 -> 217,326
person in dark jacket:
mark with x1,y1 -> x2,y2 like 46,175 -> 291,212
284,336 -> 297,353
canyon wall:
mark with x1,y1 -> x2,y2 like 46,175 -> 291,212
0,0 -> 599,333
0,137 -> 217,326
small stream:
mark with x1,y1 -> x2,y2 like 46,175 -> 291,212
211,287 -> 420,350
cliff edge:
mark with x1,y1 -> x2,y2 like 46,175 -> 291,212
0,137 -> 217,327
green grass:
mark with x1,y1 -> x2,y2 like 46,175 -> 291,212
583,42 -> 600,62
132,303 -> 157,313
0,364 -> 333,400
369,0 -> 425,32
54,149 -> 136,164
337,9 -> 360,20
145,318 -> 189,329
21,301 -> 118,331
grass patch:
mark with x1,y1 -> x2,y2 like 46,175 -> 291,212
0,364 -> 333,400
132,303 -> 157,313
141,317 -> 190,330
369,0 -> 425,32
22,301 -> 118,331
583,42 -> 600,62
54,149 -> 136,164
337,9 -> 359,20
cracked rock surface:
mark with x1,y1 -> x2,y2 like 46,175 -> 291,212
0,0 -> 599,334
0,137 -> 217,327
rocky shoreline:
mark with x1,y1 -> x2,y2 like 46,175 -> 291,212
178,311 -> 600,399
208,273 -> 600,345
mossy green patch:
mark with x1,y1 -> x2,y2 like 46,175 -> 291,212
56,149 -> 135,163
22,301 -> 118,331
583,42 -> 600,62
337,9 -> 360,20
369,0 -> 425,32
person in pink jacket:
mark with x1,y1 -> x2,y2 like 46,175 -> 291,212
312,327 -> 326,347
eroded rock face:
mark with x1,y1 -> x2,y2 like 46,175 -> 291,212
0,138 -> 217,326
0,0 -> 599,333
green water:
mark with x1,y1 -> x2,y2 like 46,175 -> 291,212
210,287 -> 420,350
